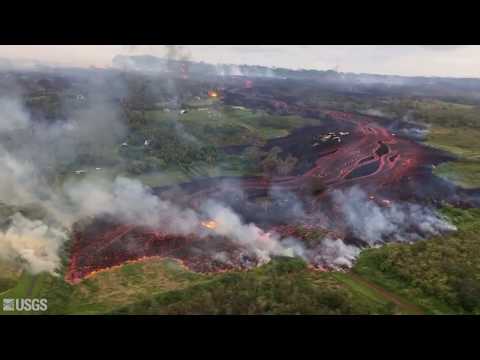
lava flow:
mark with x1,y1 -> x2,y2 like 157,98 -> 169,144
66,107 -> 477,283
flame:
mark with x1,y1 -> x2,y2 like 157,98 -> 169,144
208,91 -> 219,98
201,220 -> 218,230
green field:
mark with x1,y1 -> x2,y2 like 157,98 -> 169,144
143,106 -> 321,146
0,256 -> 399,315
425,127 -> 480,188
352,207 -> 480,314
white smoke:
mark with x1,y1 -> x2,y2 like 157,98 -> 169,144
275,186 -> 457,271
0,213 -> 67,274
309,238 -> 360,269
202,200 -> 296,264
332,186 -> 456,245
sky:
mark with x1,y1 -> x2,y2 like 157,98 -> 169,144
0,45 -> 479,78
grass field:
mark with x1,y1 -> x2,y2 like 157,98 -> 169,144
0,257 -> 397,315
426,127 -> 480,188
110,258 -> 394,315
121,105 -> 323,184
144,106 -> 321,147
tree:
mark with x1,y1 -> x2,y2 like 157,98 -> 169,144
259,147 -> 298,177
260,147 -> 282,176
277,154 -> 298,176
243,146 -> 266,163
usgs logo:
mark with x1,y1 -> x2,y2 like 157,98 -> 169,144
3,298 -> 48,312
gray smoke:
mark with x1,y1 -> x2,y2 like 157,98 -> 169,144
64,175 -> 201,234
0,93 -> 127,274
361,108 -> 389,118
0,97 -> 30,132
215,64 -> 278,78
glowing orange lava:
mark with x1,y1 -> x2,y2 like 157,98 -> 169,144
208,91 -> 219,98
201,220 -> 218,230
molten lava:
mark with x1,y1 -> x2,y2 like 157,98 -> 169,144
208,90 -> 219,98
201,220 -> 218,230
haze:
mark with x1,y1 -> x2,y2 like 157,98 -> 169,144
0,45 -> 479,78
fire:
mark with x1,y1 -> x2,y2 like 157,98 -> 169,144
208,90 -> 219,98
201,219 -> 218,230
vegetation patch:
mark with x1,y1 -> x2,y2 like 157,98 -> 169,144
111,258 -> 393,315
426,127 -> 480,188
353,207 -> 480,314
